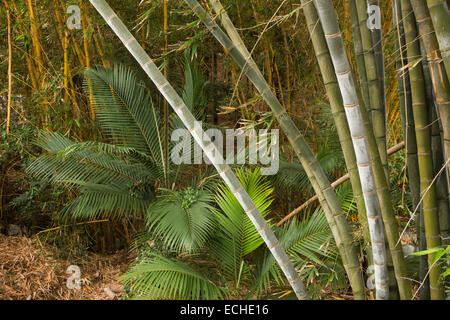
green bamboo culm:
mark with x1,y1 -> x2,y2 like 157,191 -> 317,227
349,0 -> 371,111
299,0 -> 373,273
392,0 -> 421,227
405,0 -> 445,300
87,0 -> 310,300
314,0 -> 390,300
426,0 -> 450,82
356,0 -> 389,180
187,0 -> 366,299
355,0 -> 399,299
368,0 -> 387,158
318,0 -> 414,300
349,0 -> 415,300
393,0 -> 429,300
410,0 -> 450,208
421,35 -> 450,248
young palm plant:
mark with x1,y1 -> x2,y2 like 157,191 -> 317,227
122,169 -> 340,300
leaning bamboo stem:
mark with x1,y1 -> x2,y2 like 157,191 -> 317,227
188,0 -> 365,299
8,0 -> 38,91
88,0 -> 310,300
80,0 -> 95,120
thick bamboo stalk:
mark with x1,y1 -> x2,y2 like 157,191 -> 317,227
421,36 -> 450,249
405,0 -> 445,300
356,0 -> 389,180
314,0 -> 390,300
393,0 -> 421,221
426,0 -> 450,82
411,0 -> 450,208
368,0 -> 387,144
421,42 -> 450,248
348,0 -> 371,111
299,0 -> 372,275
430,101 -> 450,246
350,0 -> 414,300
88,0 -> 310,300
188,0 -> 366,299
394,0 -> 428,299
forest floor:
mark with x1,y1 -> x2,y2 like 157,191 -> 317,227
0,234 -> 130,300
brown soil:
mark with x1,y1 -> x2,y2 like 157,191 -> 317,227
0,234 -> 130,300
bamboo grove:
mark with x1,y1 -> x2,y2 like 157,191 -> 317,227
0,0 -> 449,300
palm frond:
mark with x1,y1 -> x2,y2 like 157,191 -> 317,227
122,253 -> 224,300
85,64 -> 165,165
210,168 -> 274,284
145,187 -> 217,253
59,182 -> 151,220
253,209 -> 338,296
27,131 -> 155,220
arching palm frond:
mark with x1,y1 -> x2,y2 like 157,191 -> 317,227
146,187 -> 217,253
59,182 -> 151,220
28,132 -> 152,188
121,253 -> 224,300
55,140 -> 165,182
210,168 -> 274,285
27,132 -> 156,220
85,64 -> 165,165
253,209 -> 338,296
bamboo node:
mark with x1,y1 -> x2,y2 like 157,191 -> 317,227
124,37 -> 135,47
157,81 -> 170,91
106,13 -> 117,23
218,166 -> 230,175
325,32 -> 341,39
233,185 -> 244,195
269,241 -> 280,250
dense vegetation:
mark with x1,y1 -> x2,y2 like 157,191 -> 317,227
0,0 -> 449,300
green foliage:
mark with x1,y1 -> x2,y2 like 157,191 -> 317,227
410,245 -> 450,299
210,168 -> 274,287
1,124 -> 69,231
26,65 -> 169,220
122,252 -> 224,300
253,209 -> 343,299
123,168 -> 339,300
146,187 -> 217,252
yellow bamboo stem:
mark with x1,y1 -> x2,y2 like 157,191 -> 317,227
6,3 -> 12,135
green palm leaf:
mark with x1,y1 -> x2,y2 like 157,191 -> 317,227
254,209 -> 337,295
146,187 -> 217,253
121,253 -> 224,300
210,168 -> 273,284
85,64 -> 165,165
